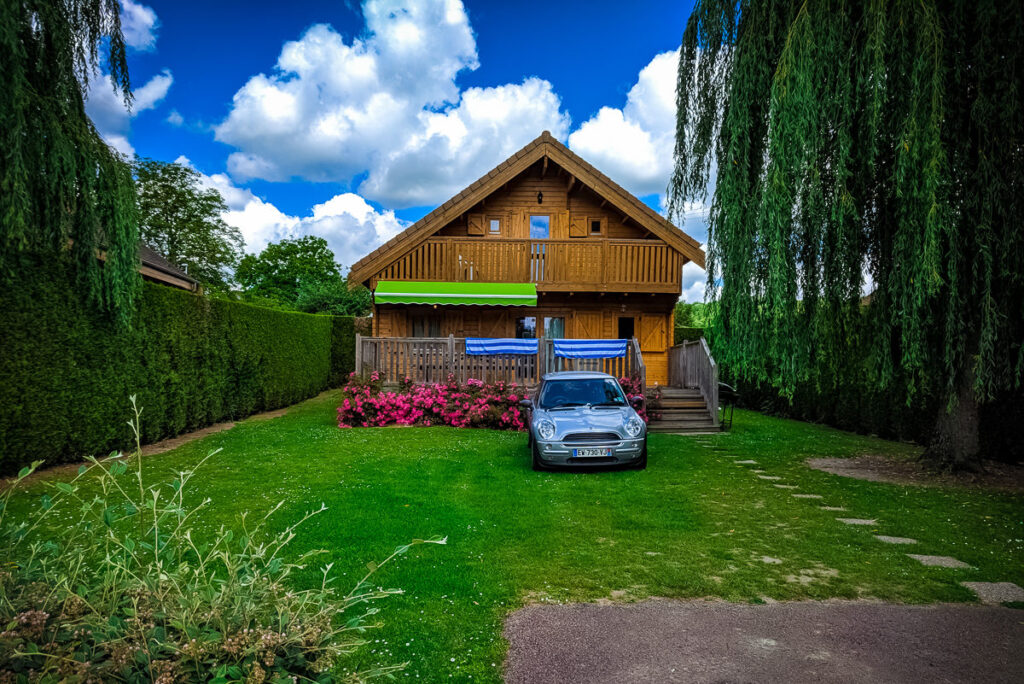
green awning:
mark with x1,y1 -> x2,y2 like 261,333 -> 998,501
374,281 -> 537,306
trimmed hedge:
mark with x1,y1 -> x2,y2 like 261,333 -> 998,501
0,254 -> 356,474
674,326 -> 704,344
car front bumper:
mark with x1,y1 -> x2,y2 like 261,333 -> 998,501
535,435 -> 646,467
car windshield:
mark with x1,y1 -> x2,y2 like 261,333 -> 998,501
539,378 -> 627,409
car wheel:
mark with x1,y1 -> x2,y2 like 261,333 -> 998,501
531,441 -> 546,471
634,439 -> 648,470
527,428 -> 534,449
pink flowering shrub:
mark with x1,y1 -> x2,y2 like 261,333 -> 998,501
338,373 -> 528,430
617,376 -> 653,422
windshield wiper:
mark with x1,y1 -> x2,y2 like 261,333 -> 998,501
548,402 -> 585,410
592,401 -> 626,408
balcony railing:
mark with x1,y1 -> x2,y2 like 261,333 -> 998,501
373,237 -> 682,292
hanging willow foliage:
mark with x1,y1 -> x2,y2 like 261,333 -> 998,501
670,1 -> 1024,434
0,0 -> 140,324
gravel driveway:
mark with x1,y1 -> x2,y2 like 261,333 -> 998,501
504,600 -> 1024,683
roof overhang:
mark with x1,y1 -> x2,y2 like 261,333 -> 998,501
348,132 -> 706,286
374,281 -> 537,307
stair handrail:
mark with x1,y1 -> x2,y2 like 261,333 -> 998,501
699,337 -> 719,428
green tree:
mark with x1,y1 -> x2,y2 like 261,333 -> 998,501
236,236 -> 341,305
295,277 -> 372,317
134,158 -> 244,291
1,0 -> 139,323
670,0 -> 1024,468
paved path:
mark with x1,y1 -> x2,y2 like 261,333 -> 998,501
504,600 -> 1024,683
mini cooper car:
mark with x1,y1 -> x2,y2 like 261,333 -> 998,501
520,371 -> 647,470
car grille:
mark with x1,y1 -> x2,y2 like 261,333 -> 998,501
563,432 -> 621,442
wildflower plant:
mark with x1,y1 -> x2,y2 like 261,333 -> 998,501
0,396 -> 445,682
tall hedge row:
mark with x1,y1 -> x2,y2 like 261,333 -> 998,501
0,254 -> 356,474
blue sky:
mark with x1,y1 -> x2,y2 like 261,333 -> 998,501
91,0 -> 707,300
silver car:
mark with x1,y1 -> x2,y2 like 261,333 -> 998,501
520,371 -> 647,470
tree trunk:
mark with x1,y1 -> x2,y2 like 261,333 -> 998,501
923,358 -> 981,471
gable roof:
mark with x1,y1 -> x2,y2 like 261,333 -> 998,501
139,243 -> 199,291
349,131 -> 705,285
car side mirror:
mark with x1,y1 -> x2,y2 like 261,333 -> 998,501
519,398 -> 534,410
630,396 -> 644,410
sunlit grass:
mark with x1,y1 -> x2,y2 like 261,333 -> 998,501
6,392 -> 1022,681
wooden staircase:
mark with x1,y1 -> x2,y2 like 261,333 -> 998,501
646,386 -> 719,433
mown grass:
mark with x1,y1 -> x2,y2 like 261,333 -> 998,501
5,391 -> 1023,681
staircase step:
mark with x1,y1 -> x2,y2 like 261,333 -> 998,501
648,422 -> 719,433
657,410 -> 713,420
658,400 -> 708,409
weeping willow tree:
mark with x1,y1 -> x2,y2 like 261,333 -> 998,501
670,1 -> 1024,467
1,0 -> 140,324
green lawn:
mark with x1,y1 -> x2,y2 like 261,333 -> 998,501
6,391 -> 1023,680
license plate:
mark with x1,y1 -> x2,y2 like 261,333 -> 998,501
573,448 -> 610,458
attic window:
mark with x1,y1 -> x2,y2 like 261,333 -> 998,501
590,218 -> 603,235
489,218 -> 501,235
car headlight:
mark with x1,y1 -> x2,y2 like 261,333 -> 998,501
537,420 -> 556,441
625,416 -> 644,438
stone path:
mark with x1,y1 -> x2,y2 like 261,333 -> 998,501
875,535 -> 917,545
962,582 -> 1024,605
717,443 -> 1019,608
907,554 -> 972,569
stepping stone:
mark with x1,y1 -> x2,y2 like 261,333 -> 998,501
735,460 -> 757,464
907,554 -> 972,569
758,475 -> 781,480
875,535 -> 917,545
752,469 -> 766,473
773,484 -> 798,489
837,518 -> 876,525
792,494 -> 823,499
760,556 -> 782,564
961,581 -> 1024,605
820,506 -> 846,511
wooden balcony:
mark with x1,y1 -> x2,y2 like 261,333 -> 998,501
373,237 -> 683,293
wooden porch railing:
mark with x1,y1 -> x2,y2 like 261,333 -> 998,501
354,334 -> 646,389
374,237 -> 682,293
668,338 -> 719,427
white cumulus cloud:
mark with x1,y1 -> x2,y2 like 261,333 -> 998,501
569,51 -> 679,201
87,69 -> 173,156
120,0 -> 159,51
178,157 -> 407,269
215,0 -> 568,207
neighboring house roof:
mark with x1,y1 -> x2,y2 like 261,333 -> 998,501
348,131 -> 705,286
138,243 -> 199,291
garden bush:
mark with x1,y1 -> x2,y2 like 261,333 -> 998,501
336,373 -> 649,429
0,399 -> 443,681
0,253 -> 358,474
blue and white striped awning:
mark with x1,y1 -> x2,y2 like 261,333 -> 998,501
552,339 -> 629,359
465,338 -> 539,355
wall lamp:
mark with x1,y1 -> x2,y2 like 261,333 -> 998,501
537,191 -> 543,204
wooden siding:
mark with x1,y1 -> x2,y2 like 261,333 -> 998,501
373,237 -> 683,293
372,294 -> 675,385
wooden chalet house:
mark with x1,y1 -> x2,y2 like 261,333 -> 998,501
349,132 -> 719,429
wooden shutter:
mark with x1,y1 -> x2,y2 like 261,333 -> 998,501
574,311 -> 602,339
550,210 -> 570,239
468,213 -> 485,235
569,214 -> 587,238
639,314 -> 667,352
509,210 -> 528,238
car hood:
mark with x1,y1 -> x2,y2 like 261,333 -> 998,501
535,405 -> 641,439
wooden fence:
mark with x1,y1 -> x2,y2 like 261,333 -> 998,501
355,335 -> 645,388
668,338 -> 719,427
